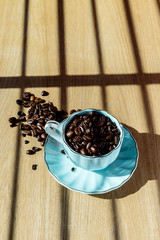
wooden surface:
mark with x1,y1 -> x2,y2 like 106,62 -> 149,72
0,0 -> 160,239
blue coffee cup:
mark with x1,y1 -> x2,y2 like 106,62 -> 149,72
45,109 -> 124,171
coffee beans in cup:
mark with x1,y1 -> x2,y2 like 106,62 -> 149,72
65,111 -> 120,156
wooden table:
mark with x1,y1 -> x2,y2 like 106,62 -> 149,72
0,0 -> 160,239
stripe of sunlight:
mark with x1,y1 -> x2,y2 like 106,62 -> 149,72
91,1 -> 119,240
90,0 -> 107,109
123,0 -> 160,226
8,0 -> 29,239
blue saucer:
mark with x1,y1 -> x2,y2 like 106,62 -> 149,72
43,125 -> 139,194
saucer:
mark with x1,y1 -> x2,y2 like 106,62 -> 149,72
43,124 -> 138,194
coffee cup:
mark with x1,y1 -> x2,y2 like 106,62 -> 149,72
45,109 -> 124,171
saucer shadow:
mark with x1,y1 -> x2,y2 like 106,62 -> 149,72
91,124 -> 160,199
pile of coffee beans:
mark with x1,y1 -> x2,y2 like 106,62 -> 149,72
9,91 -> 68,156
65,111 -> 120,156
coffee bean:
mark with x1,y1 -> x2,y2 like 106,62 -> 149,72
82,114 -> 89,120
22,133 -> 26,137
106,133 -> 113,141
61,150 -> 65,154
16,99 -> 23,105
48,102 -> 54,111
41,133 -> 46,139
89,111 -> 94,116
90,146 -> 98,154
32,114 -> 39,120
52,106 -> 58,113
23,124 -> 31,130
23,130 -> 31,136
18,116 -> 26,122
31,130 -> 37,137
41,140 -> 45,146
37,122 -> 43,127
85,128 -> 90,135
97,121 -> 104,127
37,128 -> 44,134
84,135 -> 92,141
30,95 -> 35,101
23,92 -> 31,98
40,115 -> 45,119
114,136 -> 118,145
41,91 -> 49,96
73,136 -> 82,143
80,148 -> 87,155
108,125 -> 111,131
70,109 -> 76,114
86,142 -> 92,150
32,164 -> 37,170
22,96 -> 30,101
66,131 -> 74,138
32,147 -> 41,152
82,141 -> 87,146
26,150 -> 35,155
27,119 -> 35,124
73,118 -> 82,125
9,117 -> 17,123
10,123 -> 17,127
37,125 -> 43,131
74,144 -> 79,150
43,111 -> 50,116
31,124 -> 37,130
23,102 -> 30,108
109,146 -> 113,151
71,167 -> 75,171
24,140 -> 29,144
38,99 -> 46,103
75,127 -> 82,135
31,102 -> 36,108
17,111 -> 26,116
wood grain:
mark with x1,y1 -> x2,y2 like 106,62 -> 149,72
0,0 -> 160,239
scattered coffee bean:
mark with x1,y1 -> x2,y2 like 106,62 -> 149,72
24,140 -> 29,144
41,140 -> 45,146
10,123 -> 17,127
18,116 -> 26,122
61,150 -> 65,154
9,91 -> 68,159
9,117 -> 17,123
71,167 -> 75,172
70,109 -> 76,114
30,95 -> 35,101
23,92 -> 31,97
41,91 -> 49,96
32,147 -> 41,152
26,150 -> 35,155
32,164 -> 37,170
27,119 -> 35,124
41,133 -> 46,139
16,99 -> 23,105
17,111 -> 26,116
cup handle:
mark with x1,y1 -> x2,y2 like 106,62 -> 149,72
45,120 -> 62,143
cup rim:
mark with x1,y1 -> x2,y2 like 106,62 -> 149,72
62,109 -> 124,159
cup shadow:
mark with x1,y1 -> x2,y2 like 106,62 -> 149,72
91,123 -> 160,199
